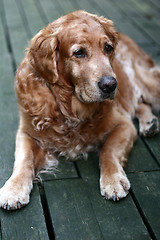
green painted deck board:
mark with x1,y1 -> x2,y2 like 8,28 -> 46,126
111,0 -> 160,46
126,136 -> 160,172
117,0 -> 160,18
55,0 -> 76,14
116,21 -> 152,45
83,179 -> 151,240
130,17 -> 160,46
143,135 -> 160,165
44,179 -> 104,240
129,172 -> 160,239
142,115 -> 160,166
148,0 -> 160,10
92,0 -> 124,22
3,0 -> 29,65
44,179 -> 151,240
19,0 -> 45,36
38,0 -> 61,23
0,16 -> 18,171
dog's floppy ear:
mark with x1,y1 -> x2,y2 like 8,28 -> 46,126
28,27 -> 59,84
97,16 -> 119,47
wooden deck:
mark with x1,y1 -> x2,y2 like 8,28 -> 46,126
0,0 -> 160,239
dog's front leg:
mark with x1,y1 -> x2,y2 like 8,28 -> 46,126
100,119 -> 137,201
0,128 -> 41,210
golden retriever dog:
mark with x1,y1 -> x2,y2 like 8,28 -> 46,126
0,11 -> 159,210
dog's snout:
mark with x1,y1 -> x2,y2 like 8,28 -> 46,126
98,76 -> 117,94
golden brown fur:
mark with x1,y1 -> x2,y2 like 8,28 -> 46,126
0,11 -> 159,210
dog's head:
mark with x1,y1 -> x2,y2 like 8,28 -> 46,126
29,11 -> 118,103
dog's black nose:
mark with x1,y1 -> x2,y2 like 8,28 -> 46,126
98,76 -> 117,94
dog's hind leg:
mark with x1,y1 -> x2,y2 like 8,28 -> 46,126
136,103 -> 159,137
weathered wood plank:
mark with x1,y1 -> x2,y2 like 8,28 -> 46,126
116,21 -> 152,45
76,152 -> 100,180
126,135 -> 160,173
33,0 -> 49,25
87,0 -> 124,22
44,179 -> 104,240
71,0 -> 100,16
129,171 -> 160,239
44,179 -> 151,240
111,0 -> 160,46
0,15 -> 18,172
18,0 -> 45,37
85,179 -> 151,240
0,185 -> 49,240
3,0 -> 28,65
142,131 -> 160,166
138,114 -> 160,166
38,0 -> 61,23
117,0 -> 159,18
130,17 -> 160,46
148,0 -> 160,10
54,0 -> 76,15
128,0 -> 160,17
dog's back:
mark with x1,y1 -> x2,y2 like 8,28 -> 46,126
114,33 -> 160,117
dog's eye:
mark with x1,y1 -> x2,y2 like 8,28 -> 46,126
73,49 -> 86,58
105,44 -> 113,54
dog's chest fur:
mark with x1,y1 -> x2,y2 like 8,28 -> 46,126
32,118 -> 99,159
27,101 -> 113,159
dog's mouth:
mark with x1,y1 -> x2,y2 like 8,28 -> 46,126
77,87 -> 117,103
76,76 -> 117,103
100,89 -> 117,100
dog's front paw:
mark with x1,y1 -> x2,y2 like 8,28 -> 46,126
139,117 -> 159,137
0,179 -> 32,210
100,172 -> 130,201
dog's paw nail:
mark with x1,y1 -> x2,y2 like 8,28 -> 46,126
7,204 -> 12,210
112,193 -> 119,201
3,203 -> 10,210
2,203 -> 7,210
112,194 -> 116,201
17,201 -> 22,209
